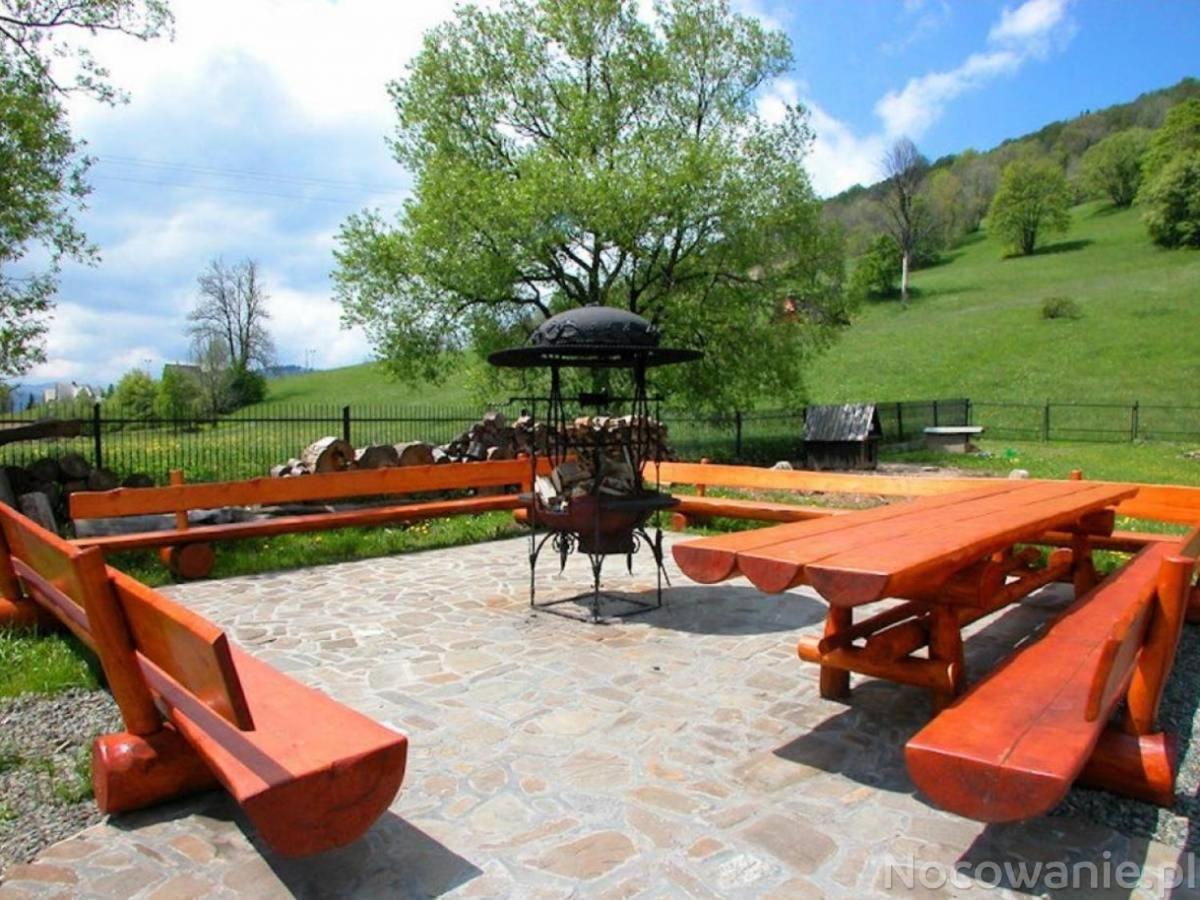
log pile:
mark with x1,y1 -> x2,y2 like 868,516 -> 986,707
269,412 -> 674,478
0,453 -> 151,532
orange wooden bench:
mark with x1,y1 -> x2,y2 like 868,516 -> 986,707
69,459 -> 541,578
906,525 -> 1200,821
0,503 -> 407,857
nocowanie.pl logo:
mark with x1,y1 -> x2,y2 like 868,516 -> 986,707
882,852 -> 1197,894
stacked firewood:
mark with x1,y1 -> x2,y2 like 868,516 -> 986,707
271,412 -> 674,477
0,454 -> 151,532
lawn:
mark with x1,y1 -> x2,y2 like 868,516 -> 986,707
808,202 -> 1200,406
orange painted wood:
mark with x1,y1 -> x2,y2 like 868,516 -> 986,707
0,523 -> 21,604
1039,529 -> 1175,553
158,543 -> 216,579
76,549 -> 162,736
70,458 -> 538,519
93,725 -> 219,815
816,601 -> 925,654
1078,730 -> 1176,808
905,543 -> 1173,822
1085,593 -> 1152,722
1124,554 -> 1193,735
144,647 -> 408,857
655,461 -> 1200,525
735,481 -> 1102,597
928,605 -> 965,711
800,483 -> 1134,605
672,495 -> 839,523
818,607 -> 852,699
798,639 -> 957,693
75,493 -> 523,553
109,569 -> 254,730
671,482 -> 1018,585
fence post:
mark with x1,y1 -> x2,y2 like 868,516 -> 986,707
1131,401 -> 1139,442
966,399 -> 973,427
92,403 -> 103,469
734,410 -> 743,460
896,403 -> 903,442
1043,400 -> 1051,442
933,399 -> 939,427
342,405 -> 351,444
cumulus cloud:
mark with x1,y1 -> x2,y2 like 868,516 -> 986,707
786,0 -> 1075,195
876,0 -> 1073,140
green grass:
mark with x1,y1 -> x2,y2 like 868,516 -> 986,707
808,202 -> 1200,406
110,511 -> 525,587
0,629 -> 100,697
253,356 -> 480,411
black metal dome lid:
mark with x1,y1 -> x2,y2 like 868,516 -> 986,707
488,306 -> 702,369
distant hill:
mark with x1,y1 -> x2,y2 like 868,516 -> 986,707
806,201 -> 1200,406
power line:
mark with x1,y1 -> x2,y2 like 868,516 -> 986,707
90,172 -> 397,206
95,153 -> 406,195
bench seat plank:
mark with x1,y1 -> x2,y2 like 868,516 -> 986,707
905,542 -> 1173,822
74,494 -> 523,553
673,496 -> 840,523
145,646 -> 408,857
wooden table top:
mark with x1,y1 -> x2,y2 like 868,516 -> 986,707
672,480 -> 1139,607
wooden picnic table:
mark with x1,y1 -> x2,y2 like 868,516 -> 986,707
672,479 -> 1139,709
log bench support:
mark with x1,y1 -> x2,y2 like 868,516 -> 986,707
797,547 -> 1077,712
906,532 -> 1200,821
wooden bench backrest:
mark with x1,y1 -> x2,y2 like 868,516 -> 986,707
107,570 -> 253,730
69,458 -> 537,520
0,503 -> 252,730
0,503 -> 92,640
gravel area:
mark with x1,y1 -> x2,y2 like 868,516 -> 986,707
0,688 -> 121,877
1054,621 -> 1200,849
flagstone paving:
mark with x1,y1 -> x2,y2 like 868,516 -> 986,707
2,534 -> 1198,898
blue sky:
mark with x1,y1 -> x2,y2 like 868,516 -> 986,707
24,0 -> 1200,388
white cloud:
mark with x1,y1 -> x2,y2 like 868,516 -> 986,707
264,285 -> 370,371
788,0 -> 1075,195
31,303 -> 178,383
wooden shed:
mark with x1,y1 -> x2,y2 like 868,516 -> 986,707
804,404 -> 882,471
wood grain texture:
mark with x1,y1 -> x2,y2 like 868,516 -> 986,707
905,543 -> 1172,822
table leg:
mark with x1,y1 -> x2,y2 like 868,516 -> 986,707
1071,533 -> 1098,597
928,605 -> 965,713
819,607 -> 852,700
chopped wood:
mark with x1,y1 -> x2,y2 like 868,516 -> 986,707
0,469 -> 14,509
18,492 -> 57,532
121,474 -> 155,489
87,468 -> 120,492
394,441 -> 436,467
59,452 -> 92,480
28,457 -> 62,484
356,444 -> 401,469
300,437 -> 355,473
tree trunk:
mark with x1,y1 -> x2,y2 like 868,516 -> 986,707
300,437 -> 355,473
354,445 -> 401,469
900,250 -> 911,304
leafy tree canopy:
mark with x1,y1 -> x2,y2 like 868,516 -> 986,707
1141,98 -> 1200,187
0,1 -> 172,381
1141,151 -> 1200,248
987,156 -> 1072,256
1079,127 -> 1151,208
334,0 -> 849,411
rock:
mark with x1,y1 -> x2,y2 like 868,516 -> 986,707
86,468 -> 119,492
27,457 -> 61,484
18,492 -> 57,532
0,467 -> 15,508
121,473 -> 154,489
771,461 -> 794,470
1008,468 -> 1030,480
58,453 -> 92,480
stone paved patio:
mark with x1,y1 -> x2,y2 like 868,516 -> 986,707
2,533 -> 1198,899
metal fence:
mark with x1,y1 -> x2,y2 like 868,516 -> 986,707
3,396 -> 1192,485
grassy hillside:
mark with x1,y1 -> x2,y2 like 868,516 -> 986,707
807,202 -> 1200,405
255,358 -> 477,410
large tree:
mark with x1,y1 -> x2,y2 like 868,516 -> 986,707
334,0 -> 848,410
0,1 -> 172,381
987,157 -> 1072,256
1079,127 -> 1151,208
878,138 -> 932,304
188,258 -> 274,372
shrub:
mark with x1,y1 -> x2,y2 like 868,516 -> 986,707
1041,296 -> 1082,320
1141,151 -> 1200,248
848,234 -> 902,299
225,365 -> 267,409
110,369 -> 157,420
1078,128 -> 1151,207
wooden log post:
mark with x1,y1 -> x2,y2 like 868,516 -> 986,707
927,605 -> 966,712
154,470 -> 215,579
816,607 -> 852,700
1125,555 -> 1192,736
1078,730 -> 1176,808
93,726 -> 219,816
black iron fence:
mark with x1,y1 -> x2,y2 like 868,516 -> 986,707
1,396 -> 1193,485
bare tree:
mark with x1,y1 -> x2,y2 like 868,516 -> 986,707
879,138 -> 931,303
191,334 -> 231,415
188,258 -> 274,371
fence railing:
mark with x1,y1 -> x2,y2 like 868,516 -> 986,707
1,397 -> 1192,485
